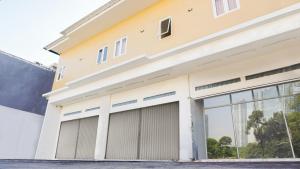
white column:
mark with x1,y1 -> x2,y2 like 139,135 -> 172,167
178,75 -> 193,161
94,95 -> 111,160
35,103 -> 61,159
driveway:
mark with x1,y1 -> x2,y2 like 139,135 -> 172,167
0,160 -> 299,169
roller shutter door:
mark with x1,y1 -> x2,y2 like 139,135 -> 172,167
105,102 -> 179,160
140,102 -> 179,160
105,109 -> 140,160
56,116 -> 99,159
56,120 -> 79,159
75,116 -> 99,159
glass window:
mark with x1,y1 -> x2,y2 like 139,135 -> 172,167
103,47 -> 108,62
232,102 -> 255,148
121,38 -> 127,55
204,95 -> 230,108
242,98 -> 293,158
214,0 -> 239,16
115,40 -> 121,56
282,96 -> 300,158
227,0 -> 238,10
97,49 -> 103,64
253,86 -> 278,100
115,38 -> 127,57
205,106 -> 238,159
231,91 -> 253,104
97,47 -> 108,64
57,66 -> 65,81
160,18 -> 171,39
279,81 -> 300,96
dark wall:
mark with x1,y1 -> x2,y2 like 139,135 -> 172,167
0,52 -> 55,115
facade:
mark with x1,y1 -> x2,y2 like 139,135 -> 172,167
0,50 -> 55,159
36,0 -> 300,161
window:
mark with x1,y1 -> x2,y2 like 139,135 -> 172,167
213,0 -> 240,17
114,37 -> 127,57
57,66 -> 65,81
202,81 -> 300,159
97,46 -> 108,64
160,18 -> 172,39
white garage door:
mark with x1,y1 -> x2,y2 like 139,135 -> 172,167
105,102 -> 179,160
56,116 -> 98,159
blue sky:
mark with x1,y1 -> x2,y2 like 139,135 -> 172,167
0,0 -> 109,66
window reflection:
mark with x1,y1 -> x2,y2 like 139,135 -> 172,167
279,82 -> 300,96
282,95 -> 300,158
238,99 -> 292,158
232,91 -> 253,104
202,81 -> 300,159
204,95 -> 230,108
253,86 -> 278,100
205,107 -> 237,159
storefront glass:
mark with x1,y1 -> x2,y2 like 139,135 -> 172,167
203,81 -> 300,159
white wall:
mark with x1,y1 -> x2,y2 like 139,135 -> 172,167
190,40 -> 300,99
0,105 -> 43,159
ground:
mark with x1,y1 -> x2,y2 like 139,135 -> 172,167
0,160 -> 300,169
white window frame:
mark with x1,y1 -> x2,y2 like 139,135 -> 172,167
97,46 -> 108,64
57,66 -> 66,81
159,17 -> 172,40
212,0 -> 240,18
114,37 -> 127,57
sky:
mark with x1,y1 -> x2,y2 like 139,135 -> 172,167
0,0 -> 109,66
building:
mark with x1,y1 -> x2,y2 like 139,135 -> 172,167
36,0 -> 300,161
0,50 -> 55,159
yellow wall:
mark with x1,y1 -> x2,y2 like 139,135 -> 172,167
53,0 -> 300,89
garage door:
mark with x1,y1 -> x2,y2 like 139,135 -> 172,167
105,102 -> 179,160
105,109 -> 140,160
56,116 -> 99,159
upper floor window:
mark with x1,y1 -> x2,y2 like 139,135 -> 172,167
160,17 -> 172,39
213,0 -> 240,17
114,37 -> 127,57
97,46 -> 108,64
57,66 -> 66,81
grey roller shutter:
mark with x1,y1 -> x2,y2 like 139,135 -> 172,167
75,116 -> 99,159
139,102 -> 179,160
56,120 -> 79,159
105,109 -> 140,160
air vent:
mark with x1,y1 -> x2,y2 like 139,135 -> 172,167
143,91 -> 176,101
112,99 -> 137,108
246,63 -> 300,80
195,78 -> 241,91
85,107 -> 100,112
64,111 -> 82,116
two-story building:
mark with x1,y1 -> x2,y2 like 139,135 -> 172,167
36,0 -> 300,161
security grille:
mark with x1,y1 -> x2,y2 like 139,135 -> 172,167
55,116 -> 99,159
105,102 -> 179,160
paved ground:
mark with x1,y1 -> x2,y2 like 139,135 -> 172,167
0,160 -> 299,169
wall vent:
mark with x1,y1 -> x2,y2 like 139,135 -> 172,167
143,91 -> 176,101
246,63 -> 300,80
195,78 -> 241,91
112,99 -> 138,108
85,107 -> 100,112
64,111 -> 82,116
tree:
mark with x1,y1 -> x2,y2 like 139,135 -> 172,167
219,136 -> 234,158
246,110 -> 267,157
207,138 -> 220,159
245,110 -> 293,158
207,136 -> 236,159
